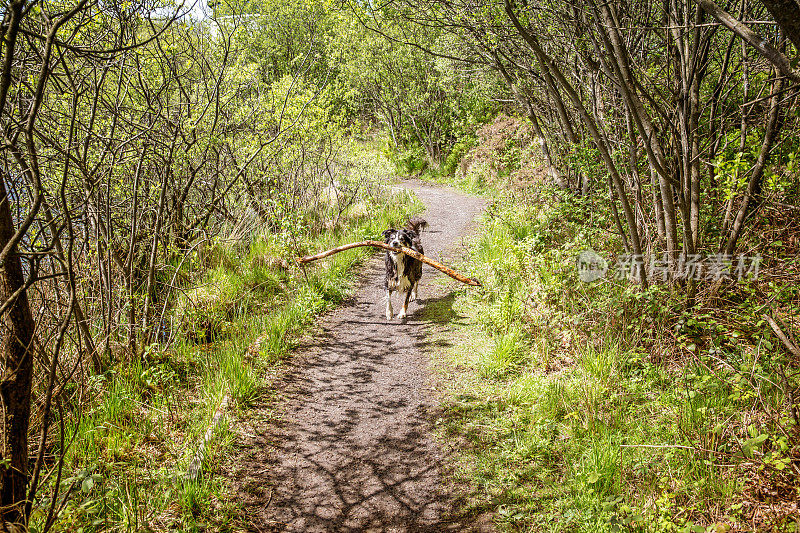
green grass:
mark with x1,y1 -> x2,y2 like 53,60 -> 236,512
426,189 -> 800,532
34,164 -> 423,532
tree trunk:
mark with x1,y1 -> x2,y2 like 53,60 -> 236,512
699,0 -> 800,82
528,109 -> 568,189
722,74 -> 786,255
0,1 -> 34,524
0,174 -> 35,525
650,168 -> 666,242
492,55 -> 569,189
506,0 -> 648,287
760,0 -> 800,51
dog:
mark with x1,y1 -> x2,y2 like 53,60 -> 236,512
382,217 -> 427,320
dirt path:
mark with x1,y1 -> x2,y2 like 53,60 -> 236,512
230,181 -> 490,532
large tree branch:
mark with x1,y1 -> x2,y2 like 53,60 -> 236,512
504,0 -> 649,287
698,0 -> 800,83
760,0 -> 800,51
297,241 -> 482,287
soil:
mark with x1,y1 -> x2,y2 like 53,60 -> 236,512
228,181 -> 492,532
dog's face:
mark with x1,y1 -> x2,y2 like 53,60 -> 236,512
382,228 -> 414,252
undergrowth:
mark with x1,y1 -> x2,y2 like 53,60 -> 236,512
427,187 -> 800,532
36,145 -> 422,532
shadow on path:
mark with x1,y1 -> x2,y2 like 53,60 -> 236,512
228,181 -> 491,532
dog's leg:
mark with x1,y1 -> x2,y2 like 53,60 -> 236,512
385,290 -> 394,320
398,290 -> 412,319
411,282 -> 419,301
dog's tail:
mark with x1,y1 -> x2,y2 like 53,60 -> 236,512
405,217 -> 428,234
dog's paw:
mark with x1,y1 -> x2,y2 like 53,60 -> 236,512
398,310 -> 407,319
385,311 -> 393,320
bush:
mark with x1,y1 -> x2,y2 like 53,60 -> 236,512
441,135 -> 476,176
174,269 -> 241,343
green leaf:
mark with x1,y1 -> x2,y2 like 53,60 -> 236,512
587,472 -> 600,484
81,476 -> 94,493
742,433 -> 769,457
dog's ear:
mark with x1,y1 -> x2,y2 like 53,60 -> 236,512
381,229 -> 394,239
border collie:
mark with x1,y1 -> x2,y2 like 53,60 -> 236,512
382,217 -> 428,320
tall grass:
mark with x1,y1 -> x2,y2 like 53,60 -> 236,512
35,147 -> 423,531
429,188 -> 799,532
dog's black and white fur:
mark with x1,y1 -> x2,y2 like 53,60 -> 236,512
382,217 -> 427,320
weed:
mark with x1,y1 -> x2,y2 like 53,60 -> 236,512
429,185 -> 800,531
35,144 -> 423,532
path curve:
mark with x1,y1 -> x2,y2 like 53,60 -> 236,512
231,181 -> 489,532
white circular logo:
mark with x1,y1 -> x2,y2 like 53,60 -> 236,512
576,250 -> 608,282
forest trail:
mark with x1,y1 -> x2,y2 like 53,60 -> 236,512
229,181 -> 491,532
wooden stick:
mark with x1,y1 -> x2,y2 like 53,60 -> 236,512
297,240 -> 482,287
763,313 -> 800,359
